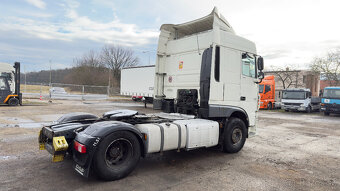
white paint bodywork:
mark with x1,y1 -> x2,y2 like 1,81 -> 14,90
135,119 -> 219,154
154,8 -> 259,128
120,66 -> 155,97
0,62 -> 15,93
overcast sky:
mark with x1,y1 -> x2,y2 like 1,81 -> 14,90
0,0 -> 339,72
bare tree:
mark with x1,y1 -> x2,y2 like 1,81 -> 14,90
310,49 -> 340,86
69,50 -> 108,86
268,65 -> 303,89
74,50 -> 103,68
101,45 -> 139,87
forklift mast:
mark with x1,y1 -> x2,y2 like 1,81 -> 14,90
14,62 -> 22,105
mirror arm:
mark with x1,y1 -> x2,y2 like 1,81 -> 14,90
255,78 -> 263,84
255,70 -> 264,84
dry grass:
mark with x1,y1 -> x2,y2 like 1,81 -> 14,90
21,84 -> 50,94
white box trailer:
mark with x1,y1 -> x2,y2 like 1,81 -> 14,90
120,65 -> 155,101
38,7 -> 265,181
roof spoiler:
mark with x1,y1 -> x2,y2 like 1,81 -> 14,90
160,7 -> 235,39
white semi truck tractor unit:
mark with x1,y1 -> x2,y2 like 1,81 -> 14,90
38,8 -> 264,181
153,7 -> 262,136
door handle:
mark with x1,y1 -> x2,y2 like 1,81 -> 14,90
240,96 -> 246,101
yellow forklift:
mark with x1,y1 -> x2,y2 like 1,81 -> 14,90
0,62 -> 22,106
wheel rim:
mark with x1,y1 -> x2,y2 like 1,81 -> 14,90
9,99 -> 18,105
231,128 -> 242,145
105,138 -> 133,168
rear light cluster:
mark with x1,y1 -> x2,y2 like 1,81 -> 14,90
74,141 -> 87,153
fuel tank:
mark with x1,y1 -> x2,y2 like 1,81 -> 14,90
135,119 -> 219,153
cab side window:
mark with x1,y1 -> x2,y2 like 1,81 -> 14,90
265,85 -> 271,93
242,53 -> 256,78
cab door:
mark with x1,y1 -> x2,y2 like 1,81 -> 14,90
0,77 -> 11,103
239,53 -> 258,126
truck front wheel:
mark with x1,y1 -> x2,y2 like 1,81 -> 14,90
93,131 -> 141,181
267,102 -> 272,110
223,117 -> 247,153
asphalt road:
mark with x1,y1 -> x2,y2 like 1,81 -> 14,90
0,100 -> 339,191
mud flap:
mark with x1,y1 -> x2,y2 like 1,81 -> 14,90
248,125 -> 256,137
72,140 -> 99,178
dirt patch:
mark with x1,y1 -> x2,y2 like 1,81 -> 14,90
0,101 -> 339,191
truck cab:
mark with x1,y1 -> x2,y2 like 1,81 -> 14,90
259,75 -> 275,109
321,87 -> 340,115
0,62 -> 21,106
281,88 -> 319,113
153,7 -> 263,135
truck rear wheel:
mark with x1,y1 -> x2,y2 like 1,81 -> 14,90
223,117 -> 247,153
93,131 -> 141,181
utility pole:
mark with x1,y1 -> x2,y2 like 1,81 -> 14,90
148,52 -> 150,65
108,68 -> 111,87
108,68 -> 111,97
142,50 -> 152,65
49,60 -> 52,102
24,65 -> 26,93
49,60 -> 52,86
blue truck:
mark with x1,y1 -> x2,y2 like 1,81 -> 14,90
321,87 -> 340,116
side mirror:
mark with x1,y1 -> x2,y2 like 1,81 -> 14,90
258,57 -> 264,71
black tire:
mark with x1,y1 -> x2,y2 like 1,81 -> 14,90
8,98 -> 19,106
267,102 -> 272,110
93,131 -> 141,181
324,112 -> 330,116
223,117 -> 247,153
306,106 -> 311,113
285,109 -> 289,112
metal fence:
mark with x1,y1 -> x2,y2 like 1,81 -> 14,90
21,82 -> 120,101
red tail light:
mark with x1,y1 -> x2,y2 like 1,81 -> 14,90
74,141 -> 86,153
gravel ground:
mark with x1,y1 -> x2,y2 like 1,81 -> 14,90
0,100 -> 339,191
